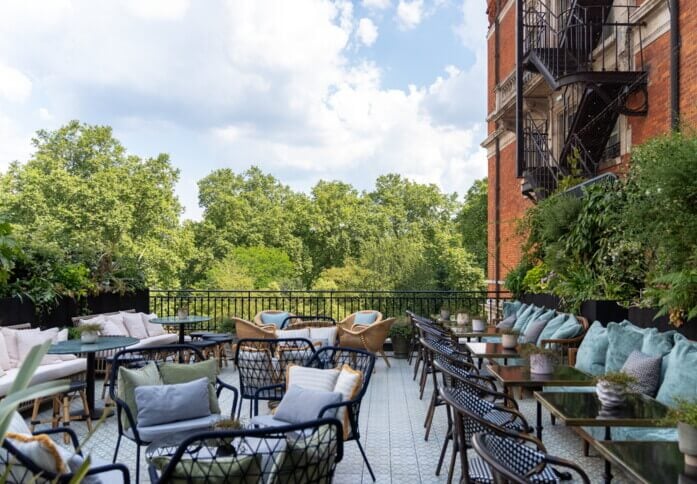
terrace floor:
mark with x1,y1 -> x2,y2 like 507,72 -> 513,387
34,357 -> 631,483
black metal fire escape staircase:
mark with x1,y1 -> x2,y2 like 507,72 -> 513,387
519,0 -> 648,200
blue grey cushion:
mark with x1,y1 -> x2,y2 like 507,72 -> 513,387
515,303 -> 530,317
656,334 -> 697,406
496,314 -> 516,330
536,313 -> 566,345
260,312 -> 290,327
130,414 -> 222,442
512,305 -> 541,333
354,312 -> 378,324
135,377 -> 211,427
274,385 -> 342,424
621,350 -> 662,396
605,321 -> 646,373
640,327 -> 676,380
575,321 -> 609,376
549,314 -> 583,341
68,454 -> 103,484
503,301 -> 522,318
521,318 -> 548,344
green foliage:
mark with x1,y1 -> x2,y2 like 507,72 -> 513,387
0,219 -> 20,286
518,343 -> 558,359
75,322 -> 103,333
456,178 -> 488,272
389,322 -> 413,339
504,260 -> 533,297
522,262 -> 550,293
663,399 -> 697,427
594,371 -> 637,388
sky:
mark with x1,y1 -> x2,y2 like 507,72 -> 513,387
0,0 -> 488,220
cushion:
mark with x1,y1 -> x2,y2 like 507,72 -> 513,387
511,305 -> 539,333
5,432 -> 68,474
286,365 -> 340,392
16,328 -> 63,365
354,312 -> 378,325
135,377 -> 211,427
0,332 -> 12,371
515,303 -> 530,316
496,315 -> 516,330
130,414 -> 223,443
121,312 -> 149,339
150,452 -> 260,482
605,321 -> 646,373
536,313 -> 566,345
640,327 -> 676,379
549,314 -> 584,341
142,312 -> 166,337
117,362 -> 163,430
0,327 -> 40,366
67,454 -> 104,484
333,364 -> 363,439
94,315 -> 127,337
621,350 -> 662,396
275,385 -> 342,424
575,321 -> 609,376
260,312 -> 291,327
277,328 -> 310,340
502,301 -> 522,318
309,327 -> 338,345
159,359 -> 221,414
521,318 -> 548,344
656,335 -> 697,406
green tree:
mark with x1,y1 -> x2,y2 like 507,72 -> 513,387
456,178 -> 488,272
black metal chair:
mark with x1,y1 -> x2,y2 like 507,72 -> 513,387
472,431 -> 591,484
148,418 -> 344,484
234,337 -> 317,417
109,344 -> 239,482
1,426 -> 129,483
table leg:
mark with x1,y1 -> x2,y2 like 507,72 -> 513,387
82,353 -> 112,419
603,426 -> 613,484
536,400 -> 543,440
179,325 -> 185,345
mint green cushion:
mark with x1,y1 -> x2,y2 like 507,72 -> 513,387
550,314 -> 583,340
260,311 -> 291,327
117,362 -> 162,430
354,312 -> 378,324
605,321 -> 646,373
575,321 -> 609,376
515,303 -> 530,317
513,305 -> 542,333
503,301 -> 522,318
536,313 -> 566,345
640,327 -> 676,380
656,335 -> 697,406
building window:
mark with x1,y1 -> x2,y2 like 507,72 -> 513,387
601,119 -> 621,162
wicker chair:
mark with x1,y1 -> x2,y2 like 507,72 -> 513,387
234,317 -> 276,339
338,317 -> 395,367
253,310 -> 297,327
282,314 -> 337,329
338,310 -> 383,328
148,418 -> 344,484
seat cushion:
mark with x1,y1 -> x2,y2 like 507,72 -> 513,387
277,328 -> 310,340
656,334 -> 697,406
31,358 -> 87,384
159,359 -> 221,414
127,334 -> 178,349
606,321 -> 646,373
121,312 -> 149,339
354,312 -> 378,325
260,312 -> 291,328
575,321 -> 609,376
309,327 -> 338,345
132,414 -> 223,442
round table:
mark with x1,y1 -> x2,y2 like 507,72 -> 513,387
149,315 -> 211,344
48,336 -> 138,418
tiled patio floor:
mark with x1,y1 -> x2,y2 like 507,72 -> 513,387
33,357 -> 631,483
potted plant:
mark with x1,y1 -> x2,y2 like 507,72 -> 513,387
76,323 -> 102,343
389,322 -> 413,359
176,303 -> 189,320
662,399 -> 697,467
499,328 -> 519,349
471,315 -> 487,332
518,344 -> 558,374
439,307 -> 451,321
455,310 -> 470,325
218,318 -> 235,335
213,418 -> 244,456
594,372 -> 637,408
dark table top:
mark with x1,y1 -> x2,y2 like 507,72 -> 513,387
534,391 -> 672,427
48,336 -> 139,354
150,315 -> 211,325
487,364 -> 594,387
448,326 -> 499,339
465,342 -> 519,358
593,440 -> 692,484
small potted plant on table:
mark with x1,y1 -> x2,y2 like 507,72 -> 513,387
594,372 -> 637,409
214,418 -> 244,456
499,328 -> 519,349
439,307 -> 451,321
519,344 -> 558,374
471,314 -> 487,332
76,322 -> 102,344
455,309 -> 470,325
176,303 -> 189,320
663,399 -> 697,468
389,321 -> 413,359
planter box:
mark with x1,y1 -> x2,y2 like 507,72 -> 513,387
0,297 -> 36,327
628,306 -> 697,339
580,300 -> 628,325
519,293 -> 561,311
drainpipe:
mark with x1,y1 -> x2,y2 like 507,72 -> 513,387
516,0 -> 524,177
670,0 -> 680,130
494,0 -> 502,294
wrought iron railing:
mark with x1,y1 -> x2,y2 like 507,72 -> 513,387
149,289 -> 512,331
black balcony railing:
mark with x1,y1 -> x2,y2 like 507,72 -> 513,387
149,289 -> 512,331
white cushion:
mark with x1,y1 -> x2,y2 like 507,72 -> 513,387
286,365 -> 340,392
54,329 -> 69,342
309,327 -> 338,345
102,314 -> 128,336
0,332 -> 11,371
0,358 -> 87,397
16,328 -> 62,365
142,312 -> 166,336
121,312 -> 149,339
276,328 -> 310,340
127,334 -> 178,350
333,364 -> 363,438
0,327 -> 40,367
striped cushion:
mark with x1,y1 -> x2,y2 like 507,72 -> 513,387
286,365 -> 340,393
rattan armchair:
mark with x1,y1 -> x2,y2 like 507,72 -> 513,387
338,317 -> 395,367
253,309 -> 297,327
234,317 -> 277,339
337,310 -> 383,328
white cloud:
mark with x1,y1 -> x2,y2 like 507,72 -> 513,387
396,0 -> 423,30
38,107 -> 52,120
124,0 -> 190,20
0,115 -> 32,171
356,18 -> 379,46
0,63 -> 32,102
362,0 -> 391,9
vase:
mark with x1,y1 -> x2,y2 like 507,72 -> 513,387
679,423 -> 697,467
81,332 -> 98,344
439,309 -> 450,320
501,334 -> 517,349
456,313 -> 469,325
529,354 -> 554,374
472,319 -> 486,332
177,308 -> 189,320
596,381 -> 627,408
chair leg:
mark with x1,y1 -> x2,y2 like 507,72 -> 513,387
436,425 -> 450,476
102,362 -> 111,400
113,434 -> 122,463
30,397 -> 42,432
79,390 -> 93,433
62,395 -> 71,444
379,350 -> 391,368
424,393 -> 437,441
135,444 -> 141,484
447,433 -> 458,484
412,351 -> 422,380
356,438 -> 376,482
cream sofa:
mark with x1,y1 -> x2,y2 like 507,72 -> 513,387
0,324 -> 87,398
72,309 -> 179,349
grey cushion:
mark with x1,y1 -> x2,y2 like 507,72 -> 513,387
521,318 -> 548,344
496,315 -> 516,330
274,385 -> 342,424
622,350 -> 662,397
130,414 -> 222,442
68,454 -> 103,484
135,377 -> 211,427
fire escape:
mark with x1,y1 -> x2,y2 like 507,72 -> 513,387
517,0 -> 648,200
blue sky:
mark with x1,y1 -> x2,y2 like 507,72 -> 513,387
0,0 -> 488,220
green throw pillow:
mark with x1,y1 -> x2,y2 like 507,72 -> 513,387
605,321 -> 646,373
151,454 -> 261,483
159,359 -> 221,414
550,314 -> 583,341
536,313 -> 566,345
575,321 -> 609,376
656,335 -> 697,406
117,362 -> 162,430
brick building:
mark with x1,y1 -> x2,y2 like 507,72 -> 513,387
483,0 -> 696,290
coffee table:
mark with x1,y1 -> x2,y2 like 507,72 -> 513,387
594,440 -> 687,483
448,326 -> 499,343
465,342 -> 519,368
49,336 -> 138,418
487,364 -> 593,398
150,315 -> 211,344
534,391 -> 672,483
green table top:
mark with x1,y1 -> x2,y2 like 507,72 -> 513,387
48,336 -> 139,354
534,391 -> 672,427
487,364 -> 594,387
150,315 -> 211,325
594,440 -> 689,484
